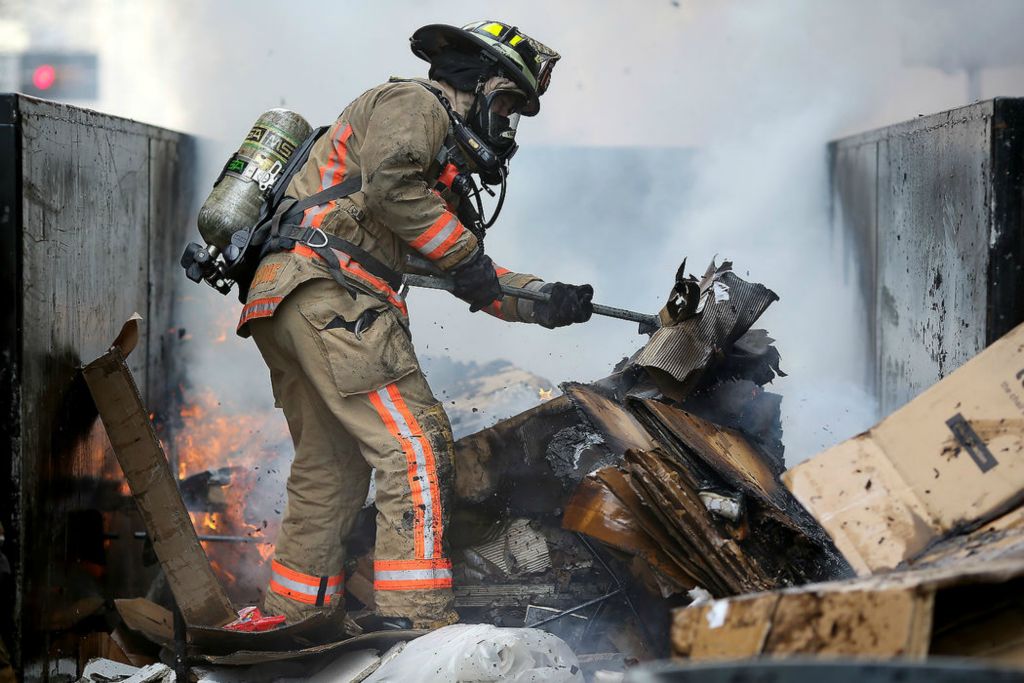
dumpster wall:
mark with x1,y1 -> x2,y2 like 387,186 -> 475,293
829,98 -> 1024,414
0,95 -> 194,679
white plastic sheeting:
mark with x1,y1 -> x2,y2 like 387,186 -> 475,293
78,659 -> 175,682
364,624 -> 583,683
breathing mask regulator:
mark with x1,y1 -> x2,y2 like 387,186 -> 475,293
442,81 -> 529,237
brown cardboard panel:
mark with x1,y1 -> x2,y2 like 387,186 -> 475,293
637,400 -> 783,506
763,589 -> 933,659
670,551 -> 1024,662
563,470 -> 696,591
84,319 -> 236,627
912,507 -> 1024,568
564,384 -> 659,455
115,598 -> 174,648
77,632 -> 133,670
783,437 -> 937,575
671,588 -> 931,662
672,595 -> 778,661
784,322 -> 1024,574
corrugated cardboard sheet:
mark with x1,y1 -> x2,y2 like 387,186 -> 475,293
83,317 -> 236,627
783,322 -> 1024,575
633,270 -> 779,396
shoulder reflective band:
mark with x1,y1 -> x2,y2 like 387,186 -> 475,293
301,123 -> 354,230
269,560 -> 343,606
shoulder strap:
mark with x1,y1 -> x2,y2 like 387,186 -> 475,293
269,223 -> 404,292
266,125 -> 331,211
283,176 -> 363,221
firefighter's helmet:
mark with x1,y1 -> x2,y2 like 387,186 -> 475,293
411,20 -> 560,116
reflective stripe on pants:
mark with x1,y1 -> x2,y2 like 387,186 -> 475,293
268,559 -> 343,606
374,558 -> 453,591
369,383 -> 444,560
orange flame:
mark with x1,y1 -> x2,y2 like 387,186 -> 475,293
174,387 -> 291,604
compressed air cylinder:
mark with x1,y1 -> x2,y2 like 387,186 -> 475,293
198,109 -> 312,248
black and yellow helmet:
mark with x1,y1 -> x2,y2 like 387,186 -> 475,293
411,20 -> 560,116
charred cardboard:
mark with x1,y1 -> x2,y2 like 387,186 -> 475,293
83,317 -> 236,627
670,522 -> 1024,664
783,321 -> 1024,575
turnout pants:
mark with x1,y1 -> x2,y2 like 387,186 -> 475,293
248,279 -> 457,628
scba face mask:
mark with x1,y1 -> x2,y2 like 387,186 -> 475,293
469,87 -> 526,160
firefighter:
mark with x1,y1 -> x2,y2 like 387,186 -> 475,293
239,21 -> 593,630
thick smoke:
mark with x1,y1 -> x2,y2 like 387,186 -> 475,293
14,0 -> 1024,467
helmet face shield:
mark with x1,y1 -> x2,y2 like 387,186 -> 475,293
471,88 -> 525,156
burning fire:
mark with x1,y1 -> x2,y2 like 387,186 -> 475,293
173,387 -> 292,605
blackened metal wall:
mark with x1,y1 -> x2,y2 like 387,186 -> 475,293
0,95 -> 194,680
829,98 -> 1024,414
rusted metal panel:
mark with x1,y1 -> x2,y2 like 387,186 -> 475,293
0,93 -> 23,670
0,94 -> 194,675
829,98 -> 1024,414
18,96 -> 154,671
988,99 -> 1024,345
828,137 -> 878,392
146,135 -> 194,420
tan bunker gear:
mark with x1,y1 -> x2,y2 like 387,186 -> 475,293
241,79 -> 550,627
249,280 -> 456,626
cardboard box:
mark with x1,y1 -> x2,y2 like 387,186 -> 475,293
783,322 -> 1024,575
671,522 -> 1024,664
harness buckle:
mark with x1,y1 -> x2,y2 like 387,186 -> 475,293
304,227 -> 329,249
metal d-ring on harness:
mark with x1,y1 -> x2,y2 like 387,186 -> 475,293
253,168 -> 405,305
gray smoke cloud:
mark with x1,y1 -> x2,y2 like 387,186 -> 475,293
11,0 -> 1024,468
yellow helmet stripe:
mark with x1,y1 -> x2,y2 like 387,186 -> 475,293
482,22 -> 504,37
473,34 -> 538,90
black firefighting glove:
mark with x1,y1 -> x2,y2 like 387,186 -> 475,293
534,282 -> 594,329
451,250 -> 503,312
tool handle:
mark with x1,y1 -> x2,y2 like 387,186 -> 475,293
404,274 -> 659,328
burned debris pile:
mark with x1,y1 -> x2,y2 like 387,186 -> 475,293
437,262 -> 847,659
76,260 -> 857,679
72,256 -> 1024,680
